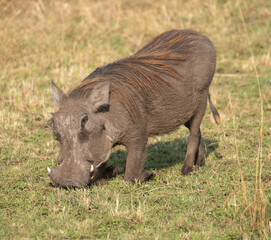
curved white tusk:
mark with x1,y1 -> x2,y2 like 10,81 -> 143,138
47,167 -> 51,174
90,164 -> 94,173
90,175 -> 95,180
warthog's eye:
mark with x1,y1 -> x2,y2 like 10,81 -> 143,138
48,118 -> 56,132
49,118 -> 62,143
81,114 -> 88,128
52,131 -> 63,144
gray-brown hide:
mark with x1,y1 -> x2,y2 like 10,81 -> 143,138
48,29 -> 220,188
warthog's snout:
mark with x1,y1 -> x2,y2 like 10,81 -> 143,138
48,163 -> 92,188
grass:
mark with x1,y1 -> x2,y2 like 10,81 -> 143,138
0,0 -> 271,239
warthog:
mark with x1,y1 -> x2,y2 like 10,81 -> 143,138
47,29 -> 220,188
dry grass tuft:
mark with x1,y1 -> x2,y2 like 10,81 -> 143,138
238,4 -> 270,236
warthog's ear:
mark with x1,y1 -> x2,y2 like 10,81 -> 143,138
90,81 -> 110,113
51,81 -> 67,107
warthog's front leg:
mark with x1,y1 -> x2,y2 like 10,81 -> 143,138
124,138 -> 154,183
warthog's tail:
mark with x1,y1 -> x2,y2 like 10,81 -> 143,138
208,92 -> 221,125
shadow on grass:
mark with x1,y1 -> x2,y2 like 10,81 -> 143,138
47,137 -> 219,189
109,137 -> 219,171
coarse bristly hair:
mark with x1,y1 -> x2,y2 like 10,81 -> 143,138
68,29 -> 199,122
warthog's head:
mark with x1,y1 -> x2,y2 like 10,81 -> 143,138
47,81 -> 113,188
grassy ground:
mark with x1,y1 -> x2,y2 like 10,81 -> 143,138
0,0 -> 271,239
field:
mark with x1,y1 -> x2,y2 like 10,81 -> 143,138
0,0 -> 271,239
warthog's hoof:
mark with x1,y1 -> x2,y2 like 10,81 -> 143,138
181,165 -> 193,176
102,165 -> 124,179
112,166 -> 124,176
140,170 -> 155,182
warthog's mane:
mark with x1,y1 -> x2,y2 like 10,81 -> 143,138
68,29 -> 198,122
